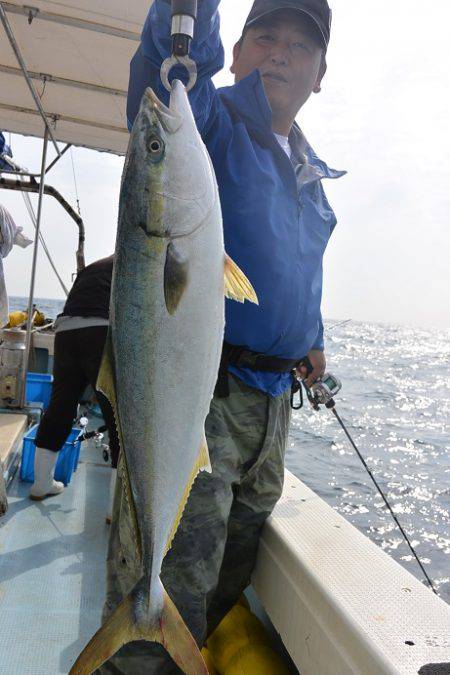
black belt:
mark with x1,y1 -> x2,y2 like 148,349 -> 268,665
215,342 -> 304,398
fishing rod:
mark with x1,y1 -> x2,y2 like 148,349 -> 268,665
292,368 -> 439,596
326,318 -> 352,332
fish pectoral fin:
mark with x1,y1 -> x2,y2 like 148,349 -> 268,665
224,254 -> 259,305
164,242 -> 189,315
69,581 -> 208,675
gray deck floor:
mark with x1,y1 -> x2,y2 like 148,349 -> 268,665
0,438 -> 111,675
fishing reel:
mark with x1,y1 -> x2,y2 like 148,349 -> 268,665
161,0 -> 198,92
291,362 -> 341,411
307,373 -> 342,410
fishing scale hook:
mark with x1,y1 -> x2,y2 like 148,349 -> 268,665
161,0 -> 198,92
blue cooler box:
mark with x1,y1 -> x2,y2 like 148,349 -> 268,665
26,373 -> 53,409
20,425 -> 82,486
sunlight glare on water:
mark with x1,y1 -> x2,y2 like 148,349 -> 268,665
287,320 -> 450,602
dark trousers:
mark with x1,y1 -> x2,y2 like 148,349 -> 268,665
35,327 -> 120,468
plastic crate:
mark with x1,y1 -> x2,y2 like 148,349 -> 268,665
20,425 -> 82,486
25,373 -> 53,409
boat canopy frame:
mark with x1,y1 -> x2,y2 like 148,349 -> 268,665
0,0 -> 146,408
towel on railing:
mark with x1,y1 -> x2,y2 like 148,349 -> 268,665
0,204 -> 33,327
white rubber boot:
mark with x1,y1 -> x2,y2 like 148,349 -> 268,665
106,467 -> 117,525
29,447 -> 65,501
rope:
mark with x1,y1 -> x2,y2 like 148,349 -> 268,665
20,182 -> 69,296
70,147 -> 82,217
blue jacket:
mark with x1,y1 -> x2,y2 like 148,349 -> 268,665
127,0 -> 345,397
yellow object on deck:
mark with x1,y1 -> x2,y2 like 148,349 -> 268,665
202,648 -> 219,675
34,310 -> 46,326
7,311 -> 27,327
7,309 -> 45,328
207,603 -> 290,675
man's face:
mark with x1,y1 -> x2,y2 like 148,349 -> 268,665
231,10 -> 326,123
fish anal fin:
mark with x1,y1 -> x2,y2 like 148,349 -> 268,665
199,432 -> 212,474
164,243 -> 189,315
164,432 -> 212,556
224,254 -> 259,305
69,583 -> 207,675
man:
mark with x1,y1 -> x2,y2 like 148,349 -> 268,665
98,1 -> 344,672
30,255 -> 119,519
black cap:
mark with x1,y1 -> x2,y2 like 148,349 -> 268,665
244,0 -> 332,50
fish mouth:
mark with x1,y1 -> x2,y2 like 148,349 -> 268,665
144,88 -> 182,133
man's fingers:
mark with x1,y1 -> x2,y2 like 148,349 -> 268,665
305,373 -> 317,388
305,365 -> 325,388
297,366 -> 308,379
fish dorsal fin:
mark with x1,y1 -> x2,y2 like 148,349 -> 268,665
96,331 -> 142,562
164,243 -> 189,315
164,432 -> 212,557
224,254 -> 259,305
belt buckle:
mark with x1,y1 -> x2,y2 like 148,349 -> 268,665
245,352 -> 260,369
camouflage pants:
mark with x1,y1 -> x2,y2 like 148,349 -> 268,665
96,373 -> 291,674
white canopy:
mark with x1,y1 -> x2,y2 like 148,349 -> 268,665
0,1 -> 152,155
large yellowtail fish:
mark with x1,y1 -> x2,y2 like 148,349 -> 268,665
69,79 -> 257,674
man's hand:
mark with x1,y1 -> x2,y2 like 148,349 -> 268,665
296,349 -> 326,388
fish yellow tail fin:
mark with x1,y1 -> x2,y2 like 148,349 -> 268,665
69,583 -> 208,675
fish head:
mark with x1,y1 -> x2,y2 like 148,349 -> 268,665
121,81 -> 217,241
156,79 -> 217,238
120,88 -> 182,239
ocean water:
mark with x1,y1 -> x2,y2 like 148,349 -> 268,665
9,297 -> 450,602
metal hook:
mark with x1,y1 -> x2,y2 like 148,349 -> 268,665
160,55 -> 197,93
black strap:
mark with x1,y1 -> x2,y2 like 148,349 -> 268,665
222,342 -> 301,373
215,342 -> 304,399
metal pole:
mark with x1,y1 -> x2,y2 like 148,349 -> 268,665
0,2 -> 61,156
45,144 -> 72,174
19,128 -> 49,408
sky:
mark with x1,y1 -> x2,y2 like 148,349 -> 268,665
2,0 -> 449,330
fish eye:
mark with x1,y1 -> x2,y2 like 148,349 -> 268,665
147,136 -> 164,160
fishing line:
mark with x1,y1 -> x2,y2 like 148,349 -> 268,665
299,374 -> 438,595
330,405 -> 438,595
326,318 -> 352,332
70,147 -> 82,218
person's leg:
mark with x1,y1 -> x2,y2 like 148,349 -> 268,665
95,374 -> 270,674
78,327 -> 120,469
31,330 -> 88,499
76,326 -> 121,523
206,380 -> 291,636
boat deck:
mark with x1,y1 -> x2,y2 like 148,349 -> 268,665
0,438 -> 110,675
0,413 -> 27,473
